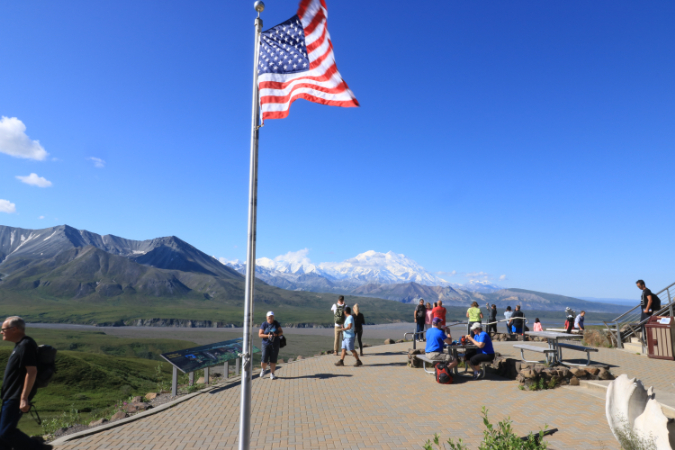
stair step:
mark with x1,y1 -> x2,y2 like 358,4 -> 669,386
622,342 -> 644,354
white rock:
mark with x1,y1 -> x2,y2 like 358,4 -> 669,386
634,398 -> 675,450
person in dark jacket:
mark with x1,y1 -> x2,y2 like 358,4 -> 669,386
353,304 -> 366,356
0,316 -> 52,449
485,303 -> 498,336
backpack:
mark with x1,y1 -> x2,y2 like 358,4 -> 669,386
279,335 -> 287,348
434,362 -> 453,385
35,345 -> 57,389
651,293 -> 661,311
416,306 -> 426,321
334,304 -> 345,325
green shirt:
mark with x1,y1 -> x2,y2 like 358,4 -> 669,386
467,307 -> 482,322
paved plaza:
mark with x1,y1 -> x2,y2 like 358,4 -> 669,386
55,340 -> 675,450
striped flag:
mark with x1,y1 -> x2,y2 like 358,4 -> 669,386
257,0 -> 359,120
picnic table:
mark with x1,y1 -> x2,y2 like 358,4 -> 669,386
524,331 -> 583,365
444,343 -> 478,375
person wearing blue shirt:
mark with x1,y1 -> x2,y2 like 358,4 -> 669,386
334,307 -> 362,367
465,323 -> 495,380
424,318 -> 458,371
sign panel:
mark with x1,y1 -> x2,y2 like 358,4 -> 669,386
161,338 -> 260,373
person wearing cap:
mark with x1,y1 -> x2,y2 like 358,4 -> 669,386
424,318 -> 458,370
335,306 -> 362,366
258,311 -> 283,380
464,323 -> 495,380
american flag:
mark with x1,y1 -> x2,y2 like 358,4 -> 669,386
257,0 -> 359,120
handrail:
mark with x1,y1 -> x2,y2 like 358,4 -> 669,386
611,304 -> 641,323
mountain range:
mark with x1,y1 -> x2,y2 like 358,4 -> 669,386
0,225 -> 627,326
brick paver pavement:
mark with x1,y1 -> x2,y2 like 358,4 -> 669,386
57,342 -> 626,450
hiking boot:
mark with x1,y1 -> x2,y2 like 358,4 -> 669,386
334,359 -> 344,366
360,351 -> 364,357
355,360 -> 363,367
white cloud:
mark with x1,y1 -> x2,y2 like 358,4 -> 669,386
16,173 -> 52,188
88,157 -> 105,168
0,117 -> 48,160
39,215 -> 45,219
436,270 -> 457,277
499,274 -> 507,281
0,199 -> 17,214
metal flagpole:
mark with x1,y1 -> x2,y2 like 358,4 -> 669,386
239,2 -> 264,450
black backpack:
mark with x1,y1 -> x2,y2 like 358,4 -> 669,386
651,293 -> 661,311
35,345 -> 57,389
434,362 -> 453,384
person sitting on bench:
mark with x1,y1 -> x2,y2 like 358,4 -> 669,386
425,318 -> 458,370
464,323 -> 495,379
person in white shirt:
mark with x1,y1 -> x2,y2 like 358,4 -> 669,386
331,296 -> 347,355
574,311 -> 585,332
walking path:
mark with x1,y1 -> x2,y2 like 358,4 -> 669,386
55,340 -> 675,450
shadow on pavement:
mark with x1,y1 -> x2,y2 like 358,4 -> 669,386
281,373 -> 353,380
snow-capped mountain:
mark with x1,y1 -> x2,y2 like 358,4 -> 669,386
219,250 -> 502,294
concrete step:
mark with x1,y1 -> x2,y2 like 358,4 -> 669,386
565,379 -> 675,420
630,337 -> 641,345
621,341 -> 644,354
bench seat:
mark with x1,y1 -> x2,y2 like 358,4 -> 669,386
514,344 -> 556,364
415,354 -> 438,374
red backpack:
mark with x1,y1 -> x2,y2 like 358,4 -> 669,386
434,362 -> 453,384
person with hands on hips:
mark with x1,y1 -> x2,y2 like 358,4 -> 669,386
464,322 -> 496,380
259,311 -> 283,380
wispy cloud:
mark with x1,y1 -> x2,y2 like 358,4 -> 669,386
436,270 -> 458,277
499,274 -> 507,281
0,199 -> 17,214
88,157 -> 105,168
39,215 -> 45,219
16,173 -> 52,188
0,117 -> 48,160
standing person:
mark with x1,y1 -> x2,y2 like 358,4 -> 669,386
637,280 -> 660,327
564,307 -> 576,334
533,318 -> 543,332
258,311 -> 283,380
485,304 -> 498,336
0,316 -> 52,450
335,307 -> 362,367
432,300 -> 447,331
574,311 -> 586,333
509,305 -> 525,336
424,302 -> 434,332
424,318 -> 458,371
464,323 -> 495,380
503,306 -> 513,337
466,301 -> 483,335
414,299 -> 427,341
353,304 -> 366,356
331,296 -> 348,355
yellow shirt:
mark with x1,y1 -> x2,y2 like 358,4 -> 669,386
467,307 -> 482,322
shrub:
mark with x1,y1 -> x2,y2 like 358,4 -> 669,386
582,330 -> 613,348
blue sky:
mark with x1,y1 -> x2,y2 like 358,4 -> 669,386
1,1 -> 673,300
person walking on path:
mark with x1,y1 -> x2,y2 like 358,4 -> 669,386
503,306 -> 513,337
335,307 -> 362,367
259,311 -> 283,380
464,323 -> 495,380
425,318 -> 458,371
485,303 -> 498,336
432,300 -> 447,330
353,304 -> 366,356
574,311 -> 586,332
637,280 -> 661,339
466,302 -> 483,335
331,296 -> 348,355
424,302 -> 434,332
414,299 -> 427,341
509,305 -> 525,336
0,316 -> 52,450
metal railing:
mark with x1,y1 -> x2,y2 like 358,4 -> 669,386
604,281 -> 675,351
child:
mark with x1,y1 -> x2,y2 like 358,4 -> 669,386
533,318 -> 543,332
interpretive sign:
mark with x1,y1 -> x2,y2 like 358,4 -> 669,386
161,338 -> 260,373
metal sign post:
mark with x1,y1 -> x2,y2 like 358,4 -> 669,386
239,2 -> 265,450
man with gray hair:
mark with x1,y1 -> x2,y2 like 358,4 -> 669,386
0,316 -> 51,449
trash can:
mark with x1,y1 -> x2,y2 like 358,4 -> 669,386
645,316 -> 675,361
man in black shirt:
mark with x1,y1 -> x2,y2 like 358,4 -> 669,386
485,303 -> 498,336
414,299 -> 427,342
509,306 -> 525,336
0,316 -> 50,450
636,280 -> 658,339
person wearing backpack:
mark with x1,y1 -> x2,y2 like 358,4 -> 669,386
331,296 -> 348,355
414,299 -> 427,342
0,316 -> 52,450
637,280 -> 661,337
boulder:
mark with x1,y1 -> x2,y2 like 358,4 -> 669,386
571,368 -> 587,378
110,411 -> 127,422
132,396 -> 142,403
384,339 -> 394,345
598,368 -> 614,380
89,418 -> 108,427
586,367 -> 600,376
145,393 -> 158,401
520,369 -> 536,379
287,358 -> 294,362
569,376 -> 580,386
396,339 -> 405,343
296,355 -> 304,360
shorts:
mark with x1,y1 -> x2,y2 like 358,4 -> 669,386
342,337 -> 355,351
261,342 -> 280,364
425,352 -> 454,362
469,353 -> 495,366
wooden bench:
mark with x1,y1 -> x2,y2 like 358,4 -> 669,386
514,344 -> 557,364
556,342 -> 598,366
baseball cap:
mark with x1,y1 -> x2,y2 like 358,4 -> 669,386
266,311 -> 274,317
470,322 -> 482,331
432,318 -> 442,325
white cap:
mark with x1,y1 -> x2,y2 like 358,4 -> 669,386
266,311 -> 274,317
470,322 -> 482,331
